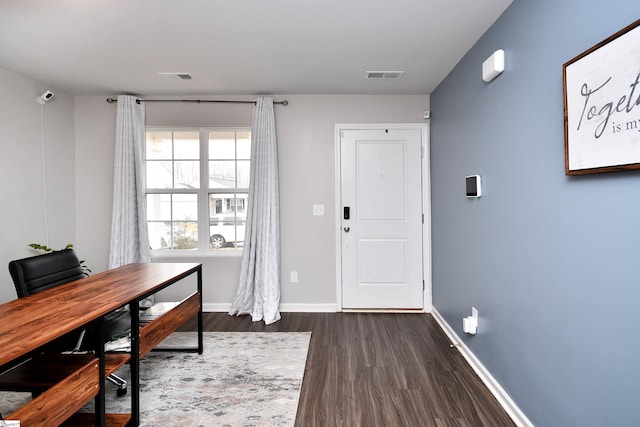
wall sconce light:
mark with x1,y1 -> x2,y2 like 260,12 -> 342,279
482,49 -> 505,83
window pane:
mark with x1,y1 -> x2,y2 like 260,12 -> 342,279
148,221 -> 172,250
209,131 -> 236,160
172,194 -> 197,220
174,131 -> 199,159
225,197 -> 246,212
237,160 -> 250,188
171,221 -> 198,249
208,214 -> 246,249
147,161 -> 173,189
237,132 -> 251,159
209,193 -> 247,250
147,194 -> 171,220
208,193 -> 248,216
146,131 -> 172,159
174,160 -> 200,188
209,160 -> 236,188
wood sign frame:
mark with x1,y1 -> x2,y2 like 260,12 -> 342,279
563,19 -> 640,175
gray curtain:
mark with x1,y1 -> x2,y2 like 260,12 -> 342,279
229,96 -> 281,324
108,95 -> 151,269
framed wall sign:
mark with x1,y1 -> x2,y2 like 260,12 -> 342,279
563,19 -> 640,175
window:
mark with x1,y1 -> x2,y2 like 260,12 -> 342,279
145,128 -> 250,252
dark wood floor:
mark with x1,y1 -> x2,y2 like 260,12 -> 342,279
180,312 -> 515,427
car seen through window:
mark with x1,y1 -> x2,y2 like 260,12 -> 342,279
209,214 -> 246,249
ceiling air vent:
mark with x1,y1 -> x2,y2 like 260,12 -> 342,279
366,71 -> 404,79
158,72 -> 194,81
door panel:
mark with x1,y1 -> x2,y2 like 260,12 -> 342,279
358,239 -> 406,283
341,128 -> 423,309
357,142 -> 406,220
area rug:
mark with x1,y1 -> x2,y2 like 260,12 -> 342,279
0,332 -> 311,427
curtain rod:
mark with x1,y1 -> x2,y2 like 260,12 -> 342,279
106,97 -> 288,106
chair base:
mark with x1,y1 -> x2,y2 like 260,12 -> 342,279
107,372 -> 127,396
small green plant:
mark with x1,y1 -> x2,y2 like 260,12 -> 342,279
28,243 -> 74,252
28,243 -> 92,276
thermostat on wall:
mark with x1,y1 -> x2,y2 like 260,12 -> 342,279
465,175 -> 482,198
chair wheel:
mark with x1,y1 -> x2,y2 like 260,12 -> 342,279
117,388 -> 127,397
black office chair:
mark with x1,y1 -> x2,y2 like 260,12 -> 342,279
8,248 -> 129,396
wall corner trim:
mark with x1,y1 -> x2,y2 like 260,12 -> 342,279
431,308 -> 534,427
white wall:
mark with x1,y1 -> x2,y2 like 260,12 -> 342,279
0,67 -> 75,303
74,96 -> 117,273
74,94 -> 429,310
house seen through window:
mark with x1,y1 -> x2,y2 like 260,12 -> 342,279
145,128 -> 250,251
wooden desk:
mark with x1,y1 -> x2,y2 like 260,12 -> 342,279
0,262 -> 203,427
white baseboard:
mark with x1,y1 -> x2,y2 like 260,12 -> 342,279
202,303 -> 231,312
280,303 -> 337,312
431,308 -> 534,427
202,303 -> 337,313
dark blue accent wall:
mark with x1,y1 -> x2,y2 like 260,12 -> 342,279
430,1 -> 640,425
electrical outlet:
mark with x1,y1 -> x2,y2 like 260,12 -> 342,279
290,271 -> 298,283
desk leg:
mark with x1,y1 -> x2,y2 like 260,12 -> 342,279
197,265 -> 203,354
95,317 -> 106,427
130,301 -> 140,427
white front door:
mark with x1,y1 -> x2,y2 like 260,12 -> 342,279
340,128 -> 424,309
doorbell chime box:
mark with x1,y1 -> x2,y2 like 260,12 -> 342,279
465,175 -> 482,198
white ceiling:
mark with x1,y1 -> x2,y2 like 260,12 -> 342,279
0,0 -> 512,96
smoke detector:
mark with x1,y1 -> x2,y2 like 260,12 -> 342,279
158,72 -> 194,81
366,71 -> 404,79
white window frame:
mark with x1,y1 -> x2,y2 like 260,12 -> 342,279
145,126 -> 251,257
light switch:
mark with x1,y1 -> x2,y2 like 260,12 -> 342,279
313,204 -> 324,216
